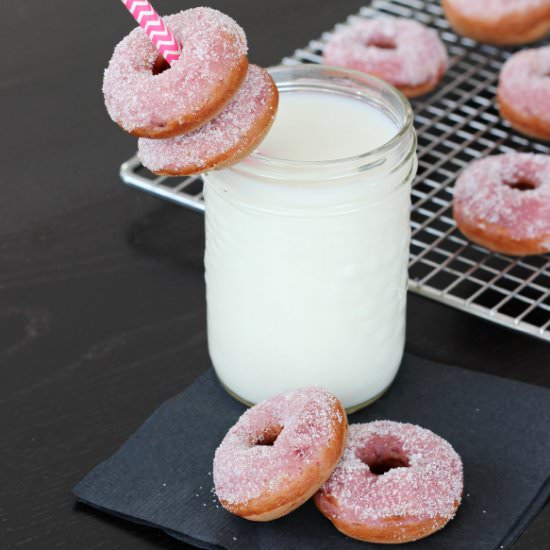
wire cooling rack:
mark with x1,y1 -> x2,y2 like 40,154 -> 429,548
120,0 -> 550,342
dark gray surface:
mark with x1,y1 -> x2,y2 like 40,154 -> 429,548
74,355 -> 550,550
1,1 -> 550,549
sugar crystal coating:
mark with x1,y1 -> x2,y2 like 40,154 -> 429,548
323,18 -> 447,88
213,387 -> 344,506
499,46 -> 550,130
453,153 -> 550,249
103,7 -> 247,132
138,65 -> 277,173
318,421 -> 463,523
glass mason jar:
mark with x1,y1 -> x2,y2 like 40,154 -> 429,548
203,65 -> 416,412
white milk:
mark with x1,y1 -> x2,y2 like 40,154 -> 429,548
258,92 -> 396,161
203,66 -> 416,411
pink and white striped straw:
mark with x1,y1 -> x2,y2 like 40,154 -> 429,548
120,0 -> 181,65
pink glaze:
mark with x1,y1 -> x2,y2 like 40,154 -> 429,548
317,421 -> 463,524
499,47 -> 550,129
444,0 -> 550,21
103,8 -> 247,133
138,65 -> 277,173
453,154 -> 550,250
213,387 -> 344,506
323,19 -> 447,89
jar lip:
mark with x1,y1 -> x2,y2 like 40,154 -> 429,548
246,64 -> 415,168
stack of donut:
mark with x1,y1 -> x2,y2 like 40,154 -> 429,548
103,8 -> 278,175
213,387 -> 464,544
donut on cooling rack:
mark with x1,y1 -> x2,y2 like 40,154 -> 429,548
138,65 -> 279,175
213,387 -> 347,521
322,18 -> 447,98
497,46 -> 550,142
453,154 -> 550,256
442,0 -> 550,45
103,8 -> 248,138
314,421 -> 463,544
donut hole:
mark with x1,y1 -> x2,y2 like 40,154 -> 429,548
367,36 -> 397,50
254,425 -> 283,446
152,55 -> 171,76
506,178 -> 538,192
356,435 -> 410,476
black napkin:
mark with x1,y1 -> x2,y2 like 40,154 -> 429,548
74,353 -> 550,550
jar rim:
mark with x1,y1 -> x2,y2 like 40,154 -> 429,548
244,64 -> 415,169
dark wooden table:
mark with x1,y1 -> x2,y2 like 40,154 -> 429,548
1,1 -> 549,548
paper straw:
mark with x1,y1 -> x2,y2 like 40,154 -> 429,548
120,0 -> 181,65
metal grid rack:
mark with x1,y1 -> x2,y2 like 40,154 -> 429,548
120,0 -> 550,342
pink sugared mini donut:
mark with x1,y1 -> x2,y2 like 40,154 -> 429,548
213,387 -> 347,521
442,0 -> 550,46
138,65 -> 279,175
103,8 -> 248,139
498,47 -> 550,142
323,19 -> 447,98
453,154 -> 550,256
314,421 -> 463,544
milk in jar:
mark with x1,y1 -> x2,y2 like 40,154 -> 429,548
203,65 -> 417,411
